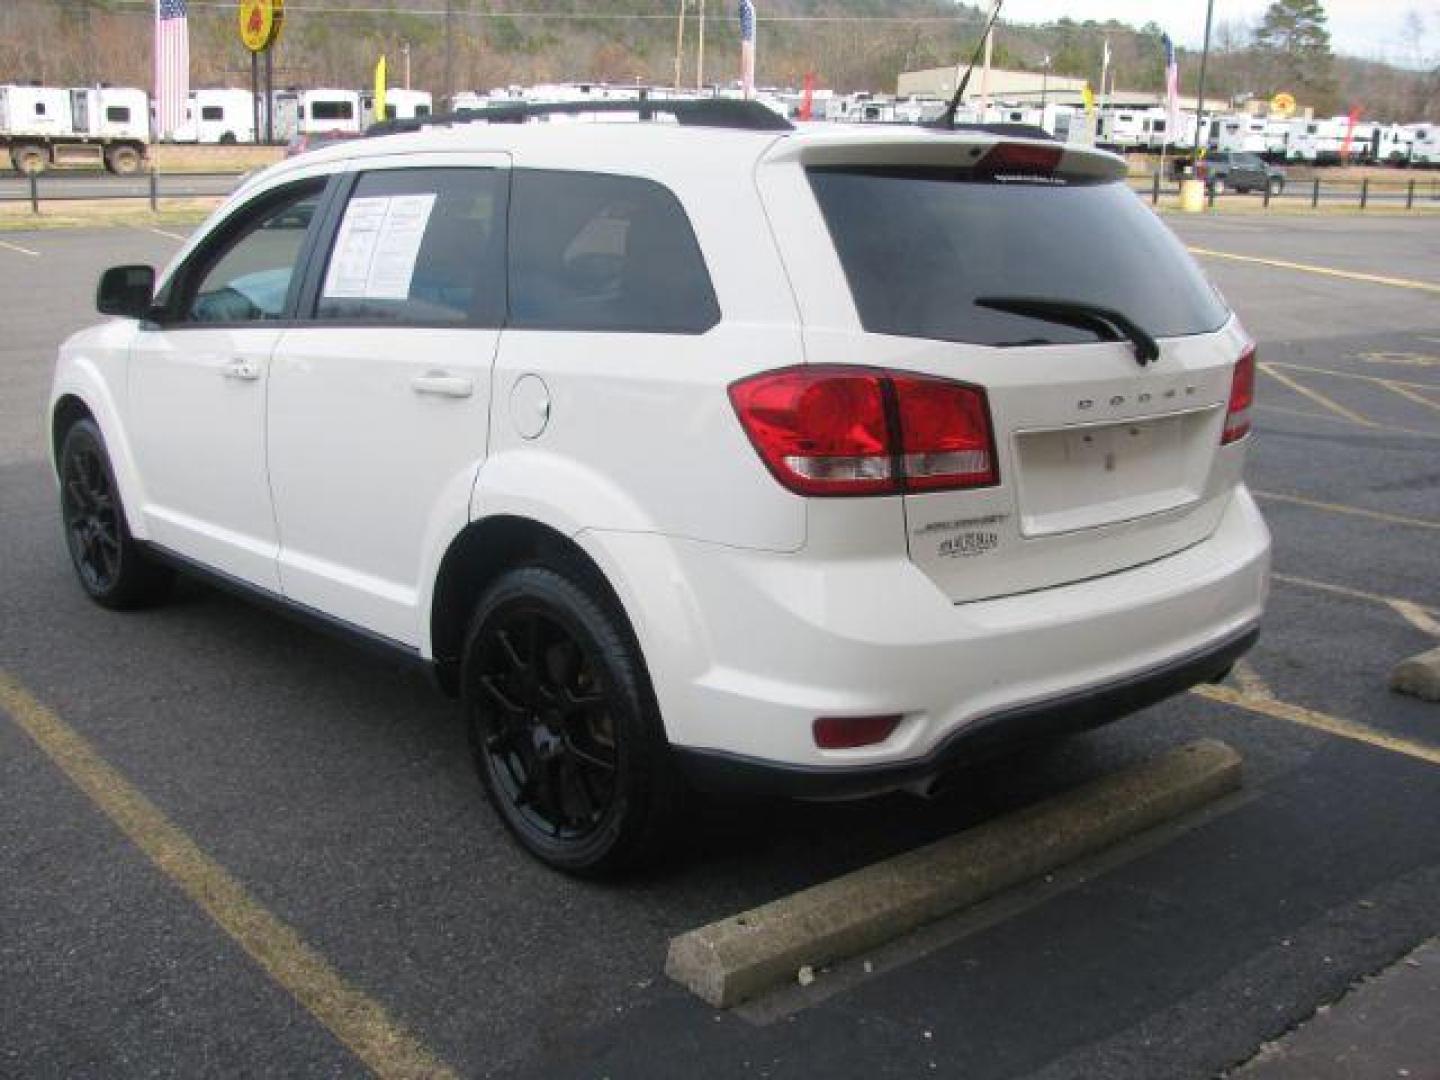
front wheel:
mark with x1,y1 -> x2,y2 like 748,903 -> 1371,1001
58,419 -> 173,609
461,564 -> 680,875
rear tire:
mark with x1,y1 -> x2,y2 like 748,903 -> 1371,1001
461,564 -> 680,876
105,144 -> 142,176
11,143 -> 46,175
58,419 -> 174,610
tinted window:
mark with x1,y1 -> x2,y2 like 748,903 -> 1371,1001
35,102 -> 46,116
105,106 -> 130,122
315,168 -> 506,326
509,170 -> 719,334
182,182 -> 323,324
311,101 -> 354,121
201,105 -> 224,121
415,104 -> 432,117
809,167 -> 1228,347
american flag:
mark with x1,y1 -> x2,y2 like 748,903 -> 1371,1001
738,0 -> 756,100
1162,33 -> 1180,145
154,0 -> 189,140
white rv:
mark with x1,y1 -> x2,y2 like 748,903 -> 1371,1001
361,88 -> 434,127
176,88 -> 257,144
0,83 -> 148,173
298,88 -> 361,135
1407,124 -> 1438,166
1211,116 -> 1269,154
1290,117 -> 1366,164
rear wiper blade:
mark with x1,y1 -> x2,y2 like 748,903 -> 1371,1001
973,296 -> 1160,366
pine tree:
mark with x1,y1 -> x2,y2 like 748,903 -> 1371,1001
1253,0 -> 1336,112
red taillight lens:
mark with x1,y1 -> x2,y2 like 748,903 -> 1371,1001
1222,345 -> 1256,445
892,375 -> 998,490
729,367 -> 998,497
727,368 -> 895,496
813,714 -> 903,750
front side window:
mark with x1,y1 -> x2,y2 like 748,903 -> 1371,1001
508,169 -> 719,333
180,181 -> 324,324
106,106 -> 130,122
201,105 -> 224,121
316,167 -> 506,326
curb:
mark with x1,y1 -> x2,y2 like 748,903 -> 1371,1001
1390,647 -> 1440,702
665,738 -> 1243,1009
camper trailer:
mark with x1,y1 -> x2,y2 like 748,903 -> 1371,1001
298,88 -> 362,135
0,83 -> 148,173
360,88 -> 434,127
176,88 -> 257,144
1408,124 -> 1438,166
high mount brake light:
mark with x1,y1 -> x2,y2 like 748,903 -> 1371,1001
1222,345 -> 1256,445
976,142 -> 1066,178
729,367 -> 998,497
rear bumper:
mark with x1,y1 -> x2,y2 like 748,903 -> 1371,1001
674,620 -> 1258,799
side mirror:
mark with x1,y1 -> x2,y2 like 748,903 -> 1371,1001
96,265 -> 156,319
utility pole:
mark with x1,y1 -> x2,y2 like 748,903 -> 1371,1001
402,42 -> 411,91
674,0 -> 686,92
1193,0 -> 1215,153
696,0 -> 706,92
1041,54 -> 1049,110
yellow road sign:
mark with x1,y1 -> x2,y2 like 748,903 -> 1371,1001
1271,92 -> 1296,118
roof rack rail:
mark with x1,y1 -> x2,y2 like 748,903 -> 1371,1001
368,97 -> 794,137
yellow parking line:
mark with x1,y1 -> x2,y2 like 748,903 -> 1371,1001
1269,362 -> 1440,392
1253,490 -> 1440,531
1187,246 -> 1440,294
1193,684 -> 1440,767
0,238 -> 40,257
1390,600 -> 1440,638
0,672 -> 455,1080
1231,659 -> 1273,699
1258,363 -> 1376,427
1381,380 -> 1440,415
1272,572 -> 1440,619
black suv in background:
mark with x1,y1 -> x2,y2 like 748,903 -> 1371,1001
1199,152 -> 1287,196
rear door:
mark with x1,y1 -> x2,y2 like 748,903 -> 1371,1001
266,154 -> 509,645
759,137 -> 1252,603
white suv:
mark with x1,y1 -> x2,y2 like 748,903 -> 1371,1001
50,101 -> 1269,873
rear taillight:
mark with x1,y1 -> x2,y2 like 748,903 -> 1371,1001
976,142 -> 1065,178
1222,345 -> 1256,445
729,366 -> 997,497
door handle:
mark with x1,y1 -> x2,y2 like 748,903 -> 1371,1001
411,372 -> 474,399
223,358 -> 261,381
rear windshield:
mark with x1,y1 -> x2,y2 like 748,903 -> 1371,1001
808,166 -> 1228,346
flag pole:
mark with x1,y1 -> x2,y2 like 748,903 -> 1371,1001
696,0 -> 706,92
673,0 -> 686,92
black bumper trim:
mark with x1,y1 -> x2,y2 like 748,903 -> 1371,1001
672,621 -> 1260,800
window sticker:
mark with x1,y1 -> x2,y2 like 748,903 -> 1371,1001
323,193 -> 436,300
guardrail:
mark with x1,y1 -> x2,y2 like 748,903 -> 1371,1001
0,170 -> 244,213
1128,174 -> 1440,211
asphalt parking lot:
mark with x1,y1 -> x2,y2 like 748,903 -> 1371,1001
2,213 -> 1438,1079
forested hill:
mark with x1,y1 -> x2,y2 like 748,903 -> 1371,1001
2,0 -> 1435,121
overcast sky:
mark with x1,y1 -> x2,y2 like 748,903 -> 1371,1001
998,0 -> 1440,61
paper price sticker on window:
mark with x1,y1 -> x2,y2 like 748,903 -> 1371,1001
323,194 -> 436,301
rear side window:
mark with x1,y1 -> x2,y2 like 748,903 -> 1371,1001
106,106 -> 131,122
508,169 -> 719,334
201,106 -> 224,121
311,101 -> 354,121
317,167 -> 507,326
808,166 -> 1228,347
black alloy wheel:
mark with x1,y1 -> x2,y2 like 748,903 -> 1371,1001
462,565 -> 677,874
58,420 -> 172,609
476,605 -> 618,839
62,435 -> 124,595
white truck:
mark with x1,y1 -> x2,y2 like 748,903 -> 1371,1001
1,83 -> 148,174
